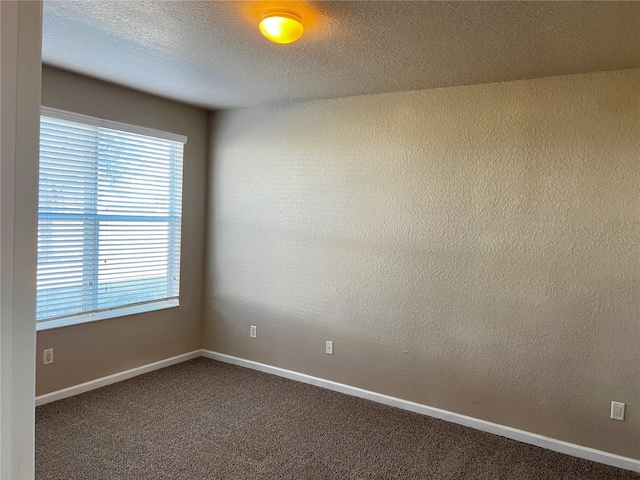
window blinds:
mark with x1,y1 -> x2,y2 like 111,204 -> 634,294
36,110 -> 185,326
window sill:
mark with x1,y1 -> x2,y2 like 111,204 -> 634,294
35,299 -> 179,331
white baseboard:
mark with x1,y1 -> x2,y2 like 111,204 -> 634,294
201,350 -> 640,473
35,350 -> 202,407
35,348 -> 639,473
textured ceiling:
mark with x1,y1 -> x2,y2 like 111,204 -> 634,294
42,1 -> 640,109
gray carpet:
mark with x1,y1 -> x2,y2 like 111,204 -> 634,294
36,358 -> 638,479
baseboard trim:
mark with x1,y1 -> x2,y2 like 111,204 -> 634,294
34,348 -> 639,472
201,350 -> 640,473
35,350 -> 202,407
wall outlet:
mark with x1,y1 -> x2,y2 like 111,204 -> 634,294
250,325 -> 257,338
325,340 -> 333,355
43,348 -> 53,365
611,401 -> 625,421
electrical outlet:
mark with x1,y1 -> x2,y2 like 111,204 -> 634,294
611,401 -> 625,421
43,348 -> 53,365
325,340 -> 333,355
250,325 -> 257,338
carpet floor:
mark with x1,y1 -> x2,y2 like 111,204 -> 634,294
36,358 -> 638,479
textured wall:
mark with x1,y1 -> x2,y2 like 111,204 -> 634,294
36,66 -> 209,396
205,69 -> 640,458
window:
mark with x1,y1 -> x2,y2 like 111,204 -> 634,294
36,107 -> 186,330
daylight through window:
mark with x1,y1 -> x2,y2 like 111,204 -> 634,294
36,108 -> 186,329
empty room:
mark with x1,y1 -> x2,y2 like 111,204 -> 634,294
1,1 -> 638,479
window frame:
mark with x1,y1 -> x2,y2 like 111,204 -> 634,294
36,107 -> 187,331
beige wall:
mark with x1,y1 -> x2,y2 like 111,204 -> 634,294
36,66 -> 209,396
205,69 -> 640,458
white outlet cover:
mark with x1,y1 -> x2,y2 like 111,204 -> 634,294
43,348 -> 54,365
326,341 -> 333,355
611,401 -> 625,421
250,326 -> 257,338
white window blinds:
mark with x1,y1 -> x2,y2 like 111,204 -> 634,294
36,108 -> 186,328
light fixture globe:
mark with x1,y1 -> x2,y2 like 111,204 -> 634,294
259,10 -> 304,44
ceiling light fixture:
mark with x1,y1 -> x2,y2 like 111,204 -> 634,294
259,10 -> 304,44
